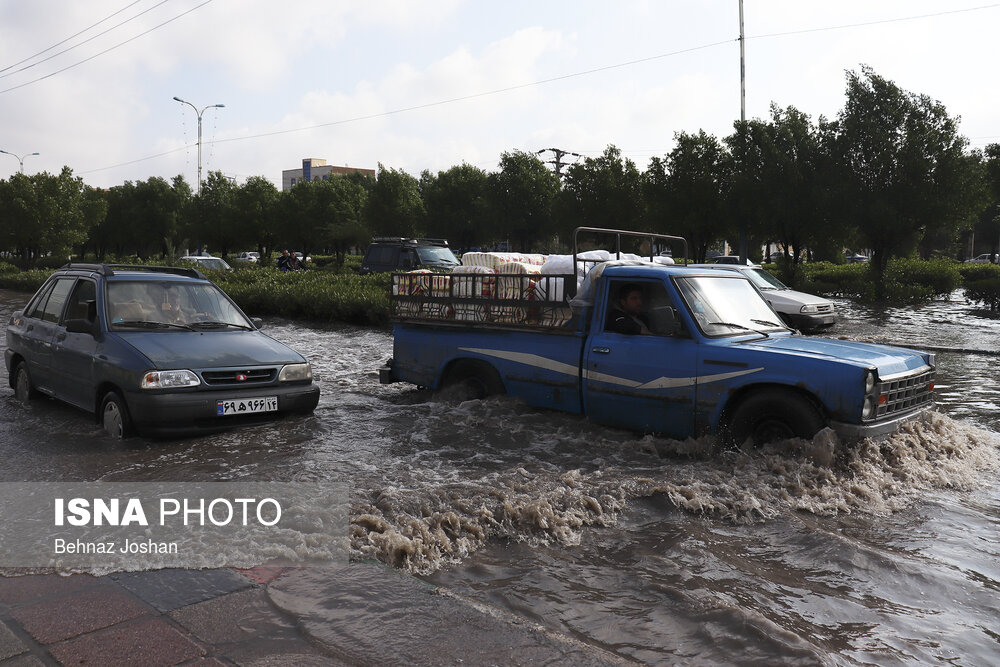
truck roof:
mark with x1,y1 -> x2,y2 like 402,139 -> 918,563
598,263 -> 743,279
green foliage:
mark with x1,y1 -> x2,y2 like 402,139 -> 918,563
0,261 -> 19,274
960,263 -> 1000,312
212,267 -> 391,325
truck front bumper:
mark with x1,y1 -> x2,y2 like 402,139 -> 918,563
829,404 -> 933,441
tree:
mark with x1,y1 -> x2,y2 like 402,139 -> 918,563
555,146 -> 643,248
422,164 -> 491,251
187,171 -> 240,257
835,66 -> 979,297
0,167 -> 102,267
234,176 -> 280,259
365,165 -> 425,238
487,150 -> 560,252
645,130 -> 731,262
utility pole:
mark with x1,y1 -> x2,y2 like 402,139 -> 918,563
172,96 -> 225,195
536,148 -> 581,179
737,0 -> 750,264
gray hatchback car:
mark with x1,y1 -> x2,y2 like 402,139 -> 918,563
5,264 -> 320,438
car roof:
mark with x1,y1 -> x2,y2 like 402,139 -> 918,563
56,263 -> 208,281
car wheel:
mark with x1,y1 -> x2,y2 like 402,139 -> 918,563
443,360 -> 505,400
100,391 -> 134,439
13,362 -> 39,403
726,388 -> 824,447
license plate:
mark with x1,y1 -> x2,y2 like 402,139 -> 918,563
217,396 -> 278,416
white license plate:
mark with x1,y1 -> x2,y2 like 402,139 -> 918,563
217,396 -> 278,416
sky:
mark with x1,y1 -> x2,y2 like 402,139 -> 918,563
1,1 -> 998,190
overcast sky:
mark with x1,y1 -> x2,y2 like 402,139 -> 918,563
1,1 -> 997,189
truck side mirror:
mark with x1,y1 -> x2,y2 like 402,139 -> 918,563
649,306 -> 683,336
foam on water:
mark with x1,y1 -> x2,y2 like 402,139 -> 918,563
351,411 -> 1000,574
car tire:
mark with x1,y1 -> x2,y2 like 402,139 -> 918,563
100,391 -> 134,440
725,388 -> 824,447
13,362 -> 40,403
443,360 -> 505,400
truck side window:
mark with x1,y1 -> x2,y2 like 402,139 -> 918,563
605,281 -> 681,336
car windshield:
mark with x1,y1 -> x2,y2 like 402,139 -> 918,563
744,268 -> 787,290
416,247 -> 459,264
675,275 -> 786,336
106,281 -> 251,330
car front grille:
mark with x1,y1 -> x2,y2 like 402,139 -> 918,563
876,368 -> 934,418
815,304 -> 834,314
201,368 -> 276,385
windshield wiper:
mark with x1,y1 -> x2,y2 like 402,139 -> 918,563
114,320 -> 194,331
189,320 -> 253,330
705,321 -> 769,338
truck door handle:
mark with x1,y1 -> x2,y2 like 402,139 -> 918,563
592,346 -> 610,354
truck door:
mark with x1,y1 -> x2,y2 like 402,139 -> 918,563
583,279 -> 698,439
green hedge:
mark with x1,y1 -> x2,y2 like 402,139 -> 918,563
960,263 -> 1000,312
765,258 -> 962,303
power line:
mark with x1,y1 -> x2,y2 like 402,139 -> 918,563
80,3 -> 1000,176
0,0 -> 213,94
0,0 -> 146,76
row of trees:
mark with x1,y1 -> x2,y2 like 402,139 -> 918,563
2,67 -> 1000,297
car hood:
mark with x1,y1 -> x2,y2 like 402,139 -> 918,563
761,288 -> 831,308
112,331 -> 305,369
743,336 -> 930,376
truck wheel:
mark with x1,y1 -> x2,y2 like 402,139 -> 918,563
13,362 -> 39,403
726,388 -> 824,447
100,391 -> 134,440
444,360 -> 505,400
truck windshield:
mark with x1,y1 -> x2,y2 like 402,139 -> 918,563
675,275 -> 786,336
416,247 -> 459,265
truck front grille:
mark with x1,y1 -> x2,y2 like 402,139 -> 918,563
876,369 -> 934,418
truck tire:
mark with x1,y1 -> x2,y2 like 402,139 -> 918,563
100,391 -> 134,440
443,360 -> 505,400
725,388 -> 824,447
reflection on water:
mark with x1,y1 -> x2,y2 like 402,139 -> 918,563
1,288 -> 999,664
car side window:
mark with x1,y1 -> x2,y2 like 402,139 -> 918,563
25,281 -> 55,320
39,278 -> 75,323
64,279 -> 97,322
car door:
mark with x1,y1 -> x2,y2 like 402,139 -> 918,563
582,279 -> 699,439
51,278 -> 100,410
23,277 -> 76,395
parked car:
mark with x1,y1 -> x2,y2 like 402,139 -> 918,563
688,263 -> 836,330
233,251 -> 260,264
5,264 -> 320,438
964,253 -> 998,264
180,255 -> 232,271
846,253 -> 870,264
709,256 -> 754,265
360,237 -> 460,274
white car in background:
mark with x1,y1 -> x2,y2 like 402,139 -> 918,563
233,251 -> 260,264
688,263 -> 836,330
964,253 -> 998,264
180,256 -> 232,272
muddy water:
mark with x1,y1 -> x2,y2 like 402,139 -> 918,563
1,288 -> 999,664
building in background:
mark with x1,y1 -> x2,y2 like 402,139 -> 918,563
282,158 -> 376,191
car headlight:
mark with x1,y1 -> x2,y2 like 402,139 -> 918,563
279,363 -> 312,382
799,304 -> 819,314
141,369 -> 200,389
862,396 -> 876,420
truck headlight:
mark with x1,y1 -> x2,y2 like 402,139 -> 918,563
862,396 -> 875,420
141,370 -> 200,389
799,304 -> 819,313
864,369 -> 877,394
279,363 -> 312,382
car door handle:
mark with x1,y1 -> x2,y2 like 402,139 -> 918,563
592,346 -> 610,354
56,333 -> 67,342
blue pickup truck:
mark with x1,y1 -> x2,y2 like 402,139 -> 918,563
379,228 -> 934,446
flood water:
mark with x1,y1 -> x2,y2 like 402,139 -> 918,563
1,287 -> 998,664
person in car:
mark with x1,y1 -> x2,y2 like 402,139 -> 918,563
606,283 -> 651,335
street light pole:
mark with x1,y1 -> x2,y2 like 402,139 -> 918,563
172,96 -> 225,194
0,149 -> 40,173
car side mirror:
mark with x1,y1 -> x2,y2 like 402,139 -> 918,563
65,318 -> 98,336
251,317 -> 264,329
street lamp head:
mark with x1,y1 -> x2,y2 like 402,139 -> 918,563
173,96 -> 185,102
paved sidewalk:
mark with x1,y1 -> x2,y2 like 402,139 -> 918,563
0,567 -> 336,666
